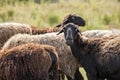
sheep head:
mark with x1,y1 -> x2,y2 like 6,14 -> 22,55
57,23 -> 81,45
56,14 -> 86,27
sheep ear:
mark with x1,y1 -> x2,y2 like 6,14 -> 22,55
57,29 -> 63,35
77,17 -> 86,26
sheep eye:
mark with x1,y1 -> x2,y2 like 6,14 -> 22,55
75,28 -> 79,32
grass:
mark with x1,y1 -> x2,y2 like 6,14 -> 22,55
0,0 -> 120,79
79,67 -> 88,80
0,0 -> 120,31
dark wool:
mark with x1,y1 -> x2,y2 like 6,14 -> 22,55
59,23 -> 120,80
56,14 -> 85,27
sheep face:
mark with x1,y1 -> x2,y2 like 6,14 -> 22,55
57,23 -> 80,45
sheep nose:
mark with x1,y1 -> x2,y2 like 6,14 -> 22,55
66,39 -> 73,45
66,37 -> 73,41
66,40 -> 73,45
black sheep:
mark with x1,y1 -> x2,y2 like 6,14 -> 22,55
56,14 -> 86,27
57,23 -> 120,80
56,14 -> 86,80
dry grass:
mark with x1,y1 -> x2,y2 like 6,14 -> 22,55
0,0 -> 120,31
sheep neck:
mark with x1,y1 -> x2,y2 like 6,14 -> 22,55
69,33 -> 88,63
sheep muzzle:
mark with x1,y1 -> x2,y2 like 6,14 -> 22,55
66,39 -> 73,46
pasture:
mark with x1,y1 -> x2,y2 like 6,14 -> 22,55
0,0 -> 120,80
0,0 -> 120,31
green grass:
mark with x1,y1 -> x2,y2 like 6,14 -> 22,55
0,0 -> 120,31
79,67 -> 88,80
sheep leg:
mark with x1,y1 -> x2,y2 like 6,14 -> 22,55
74,68 -> 84,80
48,51 -> 59,80
48,64 -> 59,80
66,75 -> 73,80
58,70 -> 65,80
57,70 -> 74,80
87,74 -> 97,80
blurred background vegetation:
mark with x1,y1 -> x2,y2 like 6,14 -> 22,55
0,0 -> 120,31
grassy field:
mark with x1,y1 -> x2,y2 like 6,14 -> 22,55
0,0 -> 120,79
0,0 -> 120,31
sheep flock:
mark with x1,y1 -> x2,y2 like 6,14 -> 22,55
0,14 -> 120,80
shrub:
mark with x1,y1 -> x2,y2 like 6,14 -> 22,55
103,15 -> 111,25
48,14 -> 59,26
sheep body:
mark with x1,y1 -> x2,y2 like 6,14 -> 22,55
82,30 -> 113,38
31,26 -> 59,35
0,22 -> 32,49
82,29 -> 120,38
59,23 -> 120,80
0,43 -> 59,80
2,32 -> 80,79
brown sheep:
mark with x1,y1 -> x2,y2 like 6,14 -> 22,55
31,26 -> 60,35
0,43 -> 59,80
58,23 -> 120,80
0,22 -> 32,49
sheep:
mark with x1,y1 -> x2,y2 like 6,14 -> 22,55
56,14 -> 86,27
82,30 -> 113,38
31,14 -> 85,35
82,29 -> 120,38
31,26 -> 59,35
57,23 -> 120,80
0,43 -> 59,80
2,32 -> 82,80
0,22 -> 32,49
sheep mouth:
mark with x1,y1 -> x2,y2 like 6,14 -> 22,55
66,40 -> 73,46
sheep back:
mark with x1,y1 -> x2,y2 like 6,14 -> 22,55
82,29 -> 120,38
31,26 -> 59,35
0,22 -> 32,49
0,43 -> 55,80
